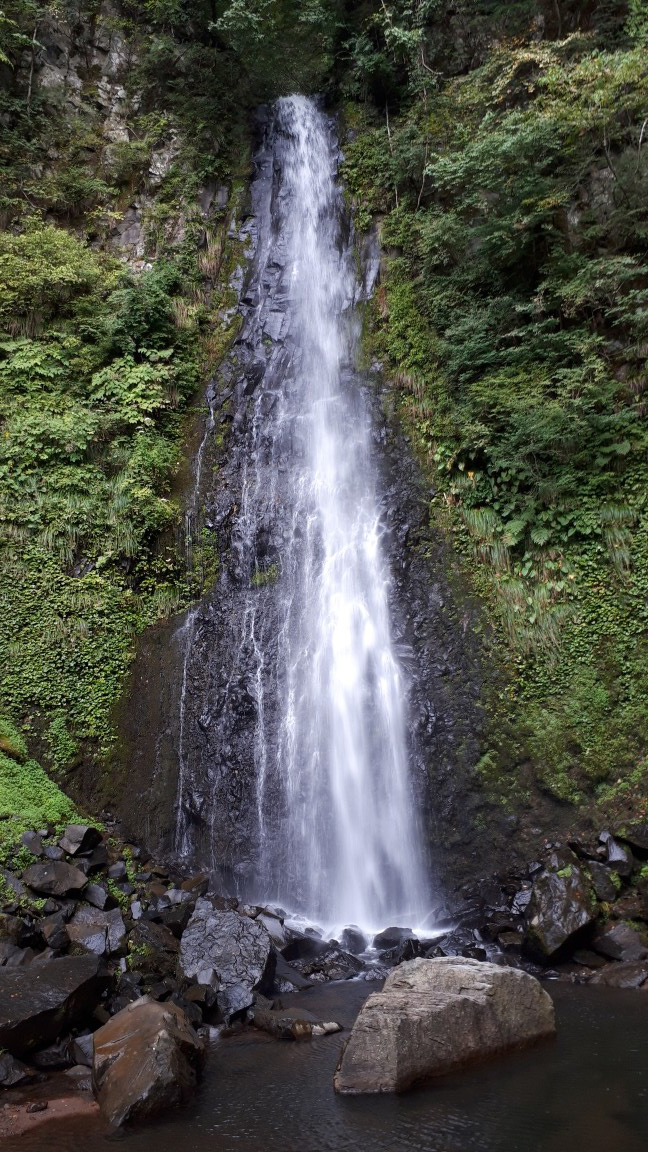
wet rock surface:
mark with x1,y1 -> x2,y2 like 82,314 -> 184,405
23,862 -> 88,898
111,99 -> 496,900
180,901 -> 275,1021
524,851 -> 597,959
0,1053 -> 36,1088
92,997 -> 204,1128
0,956 -> 108,1057
334,957 -> 556,1094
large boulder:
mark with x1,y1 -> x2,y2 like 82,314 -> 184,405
93,997 -> 204,1128
334,957 -> 555,1094
0,955 -> 108,1056
179,900 -> 275,1021
23,861 -> 88,898
524,853 -> 597,959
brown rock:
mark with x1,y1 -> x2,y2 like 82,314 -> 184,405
589,961 -> 648,989
180,873 -> 209,897
92,996 -> 204,1127
0,955 -> 108,1056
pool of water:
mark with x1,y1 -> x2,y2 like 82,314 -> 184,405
8,981 -> 648,1152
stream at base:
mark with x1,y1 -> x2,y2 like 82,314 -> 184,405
9,983 -> 648,1152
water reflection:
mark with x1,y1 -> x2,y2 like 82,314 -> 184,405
6,984 -> 648,1152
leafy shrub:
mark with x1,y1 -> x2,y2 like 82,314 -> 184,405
0,221 -> 111,334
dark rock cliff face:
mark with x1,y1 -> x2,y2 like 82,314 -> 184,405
111,105 -> 507,906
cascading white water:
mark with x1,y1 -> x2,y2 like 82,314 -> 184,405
255,96 -> 429,930
173,95 -> 430,932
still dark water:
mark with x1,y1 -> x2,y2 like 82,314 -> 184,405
8,982 -> 648,1152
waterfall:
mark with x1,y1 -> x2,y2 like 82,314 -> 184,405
175,96 -> 430,933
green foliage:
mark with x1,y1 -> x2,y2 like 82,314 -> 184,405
0,745 -> 80,865
344,6 -> 648,823
0,715 -> 27,762
252,562 -> 279,587
0,221 -> 110,334
213,0 -> 343,96
0,204 -> 214,768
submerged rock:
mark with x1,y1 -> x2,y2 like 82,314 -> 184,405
251,1004 -> 342,1040
93,997 -> 204,1127
334,957 -> 555,1094
589,961 -> 648,989
251,1006 -> 317,1040
179,900 -> 275,1021
0,955 -> 108,1056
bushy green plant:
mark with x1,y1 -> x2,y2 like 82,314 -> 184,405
0,746 -> 80,865
344,6 -> 648,822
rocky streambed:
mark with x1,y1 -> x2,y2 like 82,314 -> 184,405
1,819 -> 648,1135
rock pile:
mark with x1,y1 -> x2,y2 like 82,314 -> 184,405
380,828 -> 648,987
2,818 -> 648,1123
0,822 -> 351,1122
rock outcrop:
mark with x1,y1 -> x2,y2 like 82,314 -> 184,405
334,957 -> 555,1094
93,997 -> 204,1127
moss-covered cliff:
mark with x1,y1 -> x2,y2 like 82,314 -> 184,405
340,0 -> 648,832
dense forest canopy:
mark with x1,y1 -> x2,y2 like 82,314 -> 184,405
0,0 -> 647,860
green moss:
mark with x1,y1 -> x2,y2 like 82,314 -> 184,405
252,563 -> 279,588
0,740 -> 80,867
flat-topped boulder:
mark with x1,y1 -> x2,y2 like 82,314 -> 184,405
0,955 -> 108,1057
23,861 -> 88,898
334,957 -> 555,1094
